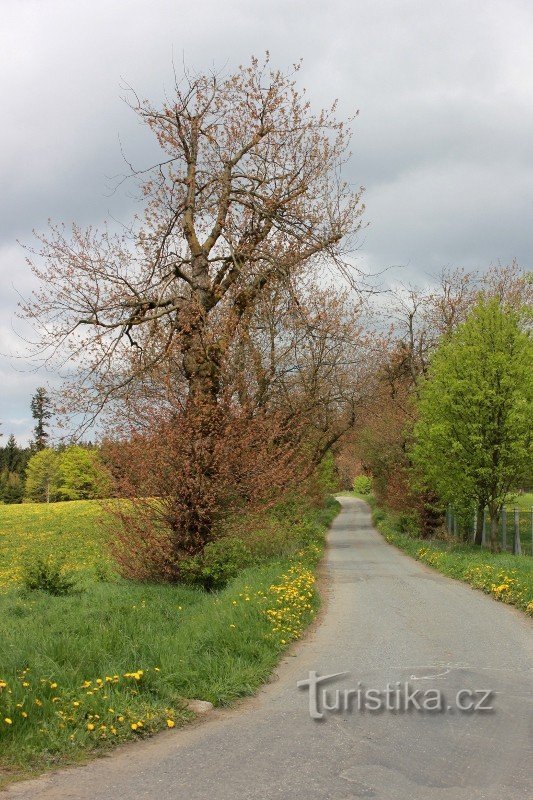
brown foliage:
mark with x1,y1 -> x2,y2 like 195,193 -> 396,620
103,399 -> 311,580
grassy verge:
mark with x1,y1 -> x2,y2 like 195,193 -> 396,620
0,496 -> 339,784
506,491 -> 533,511
354,493 -> 533,617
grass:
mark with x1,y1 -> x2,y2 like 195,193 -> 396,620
505,491 -> 533,511
354,493 -> 533,617
0,500 -> 115,591
0,496 -> 339,784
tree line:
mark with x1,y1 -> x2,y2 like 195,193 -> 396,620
344,265 -> 532,549
0,388 -> 108,504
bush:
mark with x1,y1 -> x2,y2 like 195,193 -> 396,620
353,475 -> 372,495
179,538 -> 253,591
22,557 -> 77,596
396,512 -> 420,535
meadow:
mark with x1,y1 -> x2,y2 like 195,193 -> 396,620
0,497 -> 339,784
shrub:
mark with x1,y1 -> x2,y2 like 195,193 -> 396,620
396,512 -> 420,535
353,475 -> 372,495
22,557 -> 77,596
179,538 -> 253,591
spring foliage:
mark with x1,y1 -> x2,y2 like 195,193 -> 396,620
411,298 -> 533,546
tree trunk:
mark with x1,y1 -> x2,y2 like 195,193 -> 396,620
473,500 -> 484,546
488,504 -> 500,552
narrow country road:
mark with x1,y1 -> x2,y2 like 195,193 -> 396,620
8,497 -> 533,799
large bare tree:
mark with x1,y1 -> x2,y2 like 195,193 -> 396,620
21,57 -> 367,565
23,56 -> 365,423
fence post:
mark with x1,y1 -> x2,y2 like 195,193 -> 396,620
481,508 -> 486,547
513,508 -> 522,556
453,509 -> 457,538
501,507 -> 507,551
446,506 -> 451,535
473,508 -> 477,544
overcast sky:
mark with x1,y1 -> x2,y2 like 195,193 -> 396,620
1,0 -> 532,443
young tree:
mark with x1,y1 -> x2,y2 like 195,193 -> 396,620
25,449 -> 60,503
411,298 -> 532,550
31,387 -> 52,450
58,446 -> 110,500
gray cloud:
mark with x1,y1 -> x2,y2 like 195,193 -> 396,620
1,0 -> 532,441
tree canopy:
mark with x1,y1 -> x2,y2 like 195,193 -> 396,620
411,297 -> 532,549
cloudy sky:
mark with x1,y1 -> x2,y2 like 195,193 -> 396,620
1,0 -> 532,443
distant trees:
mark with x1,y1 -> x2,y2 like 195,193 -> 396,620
348,264 -> 532,532
0,434 -> 30,504
57,446 -> 110,501
411,298 -> 532,550
24,446 -> 110,503
0,388 -> 53,504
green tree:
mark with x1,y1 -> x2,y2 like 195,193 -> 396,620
411,298 -> 532,551
0,434 -> 30,504
4,434 -> 19,472
58,446 -> 110,500
31,387 -> 52,451
0,471 -> 24,504
25,449 -> 60,503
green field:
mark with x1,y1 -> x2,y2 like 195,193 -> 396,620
0,497 -> 339,784
0,501 -> 114,591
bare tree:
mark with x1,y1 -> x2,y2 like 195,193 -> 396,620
21,56 -> 367,565
23,56 -> 365,425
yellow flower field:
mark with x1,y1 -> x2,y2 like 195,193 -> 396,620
0,500 -> 113,590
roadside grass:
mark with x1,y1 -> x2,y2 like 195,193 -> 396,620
354,493 -> 533,617
0,496 -> 339,783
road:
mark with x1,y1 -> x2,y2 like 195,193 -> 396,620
7,497 -> 533,799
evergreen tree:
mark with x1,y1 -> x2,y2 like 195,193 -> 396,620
0,434 -> 29,504
31,387 -> 52,451
5,434 -> 18,472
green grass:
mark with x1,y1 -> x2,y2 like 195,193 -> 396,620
0,496 -> 339,784
505,491 -> 533,511
354,493 -> 533,617
0,500 -> 115,591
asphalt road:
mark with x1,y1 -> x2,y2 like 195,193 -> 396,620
7,497 -> 533,799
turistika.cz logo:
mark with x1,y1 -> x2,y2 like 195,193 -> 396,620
296,671 -> 495,720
